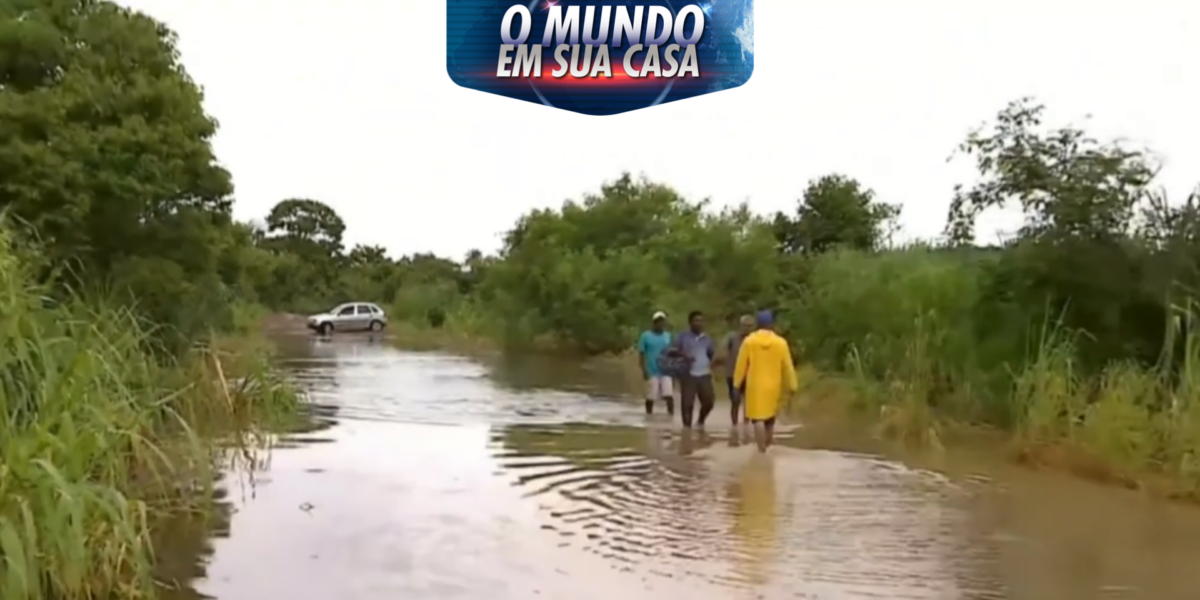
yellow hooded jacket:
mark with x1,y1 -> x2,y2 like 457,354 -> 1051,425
732,330 -> 798,420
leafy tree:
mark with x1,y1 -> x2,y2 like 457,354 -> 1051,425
0,0 -> 232,265
347,244 -> 389,267
773,174 -> 899,254
0,0 -> 242,349
263,198 -> 347,258
481,173 -> 782,352
945,98 -> 1157,245
252,198 -> 346,309
945,98 -> 1172,372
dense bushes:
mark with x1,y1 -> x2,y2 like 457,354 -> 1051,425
291,99 -> 1200,493
287,101 -> 1200,412
158,87 -> 1200,494
5,2 -> 1195,437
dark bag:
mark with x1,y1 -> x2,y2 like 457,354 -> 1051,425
656,352 -> 689,378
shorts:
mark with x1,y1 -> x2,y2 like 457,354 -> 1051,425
645,375 -> 674,400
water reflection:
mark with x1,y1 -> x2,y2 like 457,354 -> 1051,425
153,334 -> 1200,600
156,483 -> 235,600
485,350 -> 633,397
982,470 -> 1200,599
727,454 -> 777,587
492,418 -> 988,596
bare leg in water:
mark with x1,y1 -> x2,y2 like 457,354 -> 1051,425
644,376 -> 675,417
726,376 -> 744,426
751,416 -> 777,453
645,397 -> 675,415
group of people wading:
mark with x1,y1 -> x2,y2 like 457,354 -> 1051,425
636,309 -> 799,452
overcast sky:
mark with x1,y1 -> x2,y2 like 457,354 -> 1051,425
119,0 -> 1198,259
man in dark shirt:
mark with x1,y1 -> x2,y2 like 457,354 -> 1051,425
674,310 -> 718,429
723,314 -> 755,426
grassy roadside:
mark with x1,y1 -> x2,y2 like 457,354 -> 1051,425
389,316 -> 1200,505
0,237 -> 299,600
790,325 -> 1200,504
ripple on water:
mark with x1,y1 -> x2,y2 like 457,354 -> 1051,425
490,422 -> 1001,598
278,350 -> 644,428
279,343 -> 1000,597
163,339 -> 1200,600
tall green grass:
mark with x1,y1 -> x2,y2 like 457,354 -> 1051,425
793,248 -> 1200,497
0,230 -> 297,600
1003,307 -> 1200,497
784,247 -> 1023,422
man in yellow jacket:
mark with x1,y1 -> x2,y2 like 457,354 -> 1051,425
732,310 -> 798,452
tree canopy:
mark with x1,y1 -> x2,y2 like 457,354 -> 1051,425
4,0 -> 1200,425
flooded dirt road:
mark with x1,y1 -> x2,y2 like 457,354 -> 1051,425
178,335 -> 1200,599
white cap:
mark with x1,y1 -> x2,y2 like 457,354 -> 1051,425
652,311 -> 667,321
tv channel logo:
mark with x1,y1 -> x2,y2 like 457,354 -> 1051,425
447,1 -> 754,116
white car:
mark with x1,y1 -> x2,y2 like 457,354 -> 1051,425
307,302 -> 388,335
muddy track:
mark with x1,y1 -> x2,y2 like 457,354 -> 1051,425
261,313 -> 311,333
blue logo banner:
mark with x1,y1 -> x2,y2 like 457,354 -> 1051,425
447,1 -> 754,116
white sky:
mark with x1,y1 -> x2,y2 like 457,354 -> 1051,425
119,0 -> 1198,259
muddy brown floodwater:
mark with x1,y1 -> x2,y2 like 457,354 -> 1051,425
165,334 -> 1200,599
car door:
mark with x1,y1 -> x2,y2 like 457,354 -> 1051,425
353,304 -> 374,331
368,303 -> 386,324
332,304 -> 357,329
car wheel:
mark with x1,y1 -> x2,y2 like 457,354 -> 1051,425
369,320 -> 384,332
318,322 -> 333,336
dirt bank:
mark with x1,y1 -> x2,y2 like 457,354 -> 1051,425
261,313 -> 310,333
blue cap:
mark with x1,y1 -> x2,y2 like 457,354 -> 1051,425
756,310 -> 774,327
